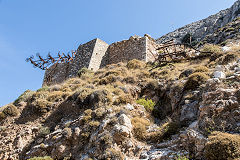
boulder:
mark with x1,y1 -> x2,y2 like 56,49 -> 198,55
180,101 -> 198,124
118,114 -> 132,129
213,71 -> 226,79
125,104 -> 134,111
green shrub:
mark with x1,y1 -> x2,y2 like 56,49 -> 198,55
14,90 -> 35,105
184,72 -> 209,90
204,131 -> 240,160
27,156 -> 53,160
127,59 -> 146,69
136,98 -> 155,112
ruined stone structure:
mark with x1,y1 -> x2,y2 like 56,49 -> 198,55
43,38 -> 109,85
100,35 -> 158,67
43,34 -> 159,86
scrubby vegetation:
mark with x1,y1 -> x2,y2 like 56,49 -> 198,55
184,72 -> 209,90
148,120 -> 180,143
131,117 -> 150,140
77,67 -> 93,78
2,49 -> 240,159
201,44 -> 222,54
205,132 -> 240,160
126,59 -> 146,69
27,156 -> 53,160
194,66 -> 209,73
0,104 -> 19,121
14,90 -> 35,105
136,98 -> 155,112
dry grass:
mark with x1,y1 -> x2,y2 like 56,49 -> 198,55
205,131 -> 240,160
0,104 -> 19,121
126,59 -> 146,69
148,120 -> 180,143
84,109 -> 92,116
131,117 -> 150,140
201,44 -> 223,55
27,156 -> 53,160
194,66 -> 209,73
47,91 -> 70,102
105,148 -> 124,160
82,115 -> 92,123
94,107 -> 106,118
77,68 -> 93,77
184,72 -> 210,90
14,90 -> 35,105
216,52 -> 239,65
113,94 -> 133,105
89,121 -> 100,128
31,99 -> 52,113
98,75 -> 118,85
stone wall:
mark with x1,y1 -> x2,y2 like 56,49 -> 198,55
43,63 -> 70,86
43,38 -> 109,86
101,35 -> 158,67
68,39 -> 98,78
88,38 -> 109,71
146,35 -> 159,62
43,35 -> 158,86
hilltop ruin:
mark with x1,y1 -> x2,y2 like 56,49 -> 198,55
43,34 -> 159,86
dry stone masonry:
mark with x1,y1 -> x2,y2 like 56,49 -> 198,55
43,34 -> 159,86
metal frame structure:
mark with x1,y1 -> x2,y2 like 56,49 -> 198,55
153,41 -> 199,65
26,50 -> 77,70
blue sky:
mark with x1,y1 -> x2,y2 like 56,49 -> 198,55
0,0 -> 236,106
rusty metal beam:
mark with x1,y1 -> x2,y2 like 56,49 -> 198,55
26,50 -> 77,70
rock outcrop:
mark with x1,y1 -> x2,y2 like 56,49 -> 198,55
1,1 -> 240,159
157,0 -> 240,44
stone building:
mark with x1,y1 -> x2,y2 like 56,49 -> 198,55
43,34 -> 159,86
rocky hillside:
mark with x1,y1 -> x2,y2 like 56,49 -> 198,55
1,40 -> 240,160
203,17 -> 240,45
157,0 -> 240,44
1,1 -> 240,159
